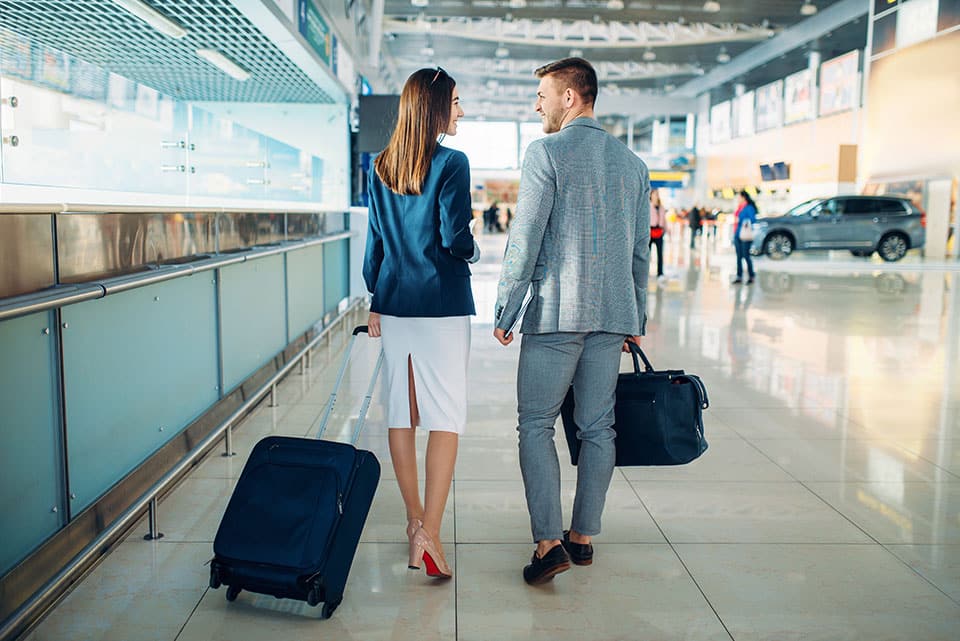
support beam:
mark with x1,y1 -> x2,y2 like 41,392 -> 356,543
384,17 -> 773,48
674,0 -> 868,97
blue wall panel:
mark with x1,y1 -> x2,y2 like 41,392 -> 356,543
286,244 -> 325,339
220,254 -> 287,392
323,238 -> 349,317
0,311 -> 63,575
61,275 -> 218,514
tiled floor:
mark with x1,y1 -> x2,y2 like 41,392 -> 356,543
26,233 -> 960,640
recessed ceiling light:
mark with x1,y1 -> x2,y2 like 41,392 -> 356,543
716,47 -> 731,63
495,44 -> 510,58
420,45 -> 435,57
703,1 -> 720,13
196,49 -> 250,81
642,48 -> 656,61
607,0 -> 625,9
800,1 -> 817,16
111,0 -> 187,39
570,48 -> 584,57
508,0 -> 527,8
411,0 -> 429,7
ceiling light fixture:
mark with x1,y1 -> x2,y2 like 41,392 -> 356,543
716,47 -> 730,63
642,48 -> 656,61
420,45 -> 435,57
607,0 -> 625,9
111,0 -> 187,39
495,44 -> 510,58
570,48 -> 584,57
800,1 -> 818,16
196,48 -> 250,81
411,0 -> 429,7
702,1 -> 720,13
508,0 -> 527,8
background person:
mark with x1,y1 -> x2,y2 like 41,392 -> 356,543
732,190 -> 757,284
649,188 -> 666,279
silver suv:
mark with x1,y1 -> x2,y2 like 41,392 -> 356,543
750,196 -> 926,262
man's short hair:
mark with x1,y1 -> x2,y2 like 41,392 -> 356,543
534,57 -> 598,106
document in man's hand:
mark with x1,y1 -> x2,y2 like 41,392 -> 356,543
507,292 -> 532,335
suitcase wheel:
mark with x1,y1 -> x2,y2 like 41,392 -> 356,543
209,566 -> 221,590
225,585 -> 241,602
321,598 -> 341,619
306,584 -> 321,607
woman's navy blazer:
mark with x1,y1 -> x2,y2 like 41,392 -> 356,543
363,145 -> 476,317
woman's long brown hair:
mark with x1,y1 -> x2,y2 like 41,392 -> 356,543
374,68 -> 456,195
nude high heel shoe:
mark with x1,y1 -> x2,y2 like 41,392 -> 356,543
406,518 -> 423,542
408,527 -> 452,579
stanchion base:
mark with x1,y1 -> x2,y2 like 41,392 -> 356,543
221,451 -> 236,457
143,532 -> 165,541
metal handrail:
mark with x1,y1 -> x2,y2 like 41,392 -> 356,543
0,298 -> 365,641
0,204 -> 356,215
0,231 -> 354,322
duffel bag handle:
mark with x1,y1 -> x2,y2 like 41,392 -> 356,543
627,340 -> 655,374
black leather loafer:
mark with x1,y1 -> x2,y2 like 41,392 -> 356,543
562,530 -> 594,566
522,544 -> 571,585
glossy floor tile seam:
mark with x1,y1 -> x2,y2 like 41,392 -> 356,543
172,589 -> 208,641
875,542 -> 960,608
621,479 -> 737,641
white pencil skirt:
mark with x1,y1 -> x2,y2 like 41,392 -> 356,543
379,314 -> 471,434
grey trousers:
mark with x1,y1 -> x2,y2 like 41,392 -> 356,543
516,331 -> 624,542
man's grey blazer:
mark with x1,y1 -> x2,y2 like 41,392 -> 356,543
495,117 -> 650,336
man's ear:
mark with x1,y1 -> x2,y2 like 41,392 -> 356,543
564,87 -> 575,107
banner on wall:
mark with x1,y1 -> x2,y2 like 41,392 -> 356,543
784,68 -> 814,124
298,0 -> 333,67
756,80 -> 783,131
38,46 -> 70,92
710,101 -> 731,143
734,91 -> 755,138
0,28 -> 32,80
819,50 -> 859,116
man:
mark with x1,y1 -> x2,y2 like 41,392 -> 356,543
493,58 -> 650,585
688,205 -> 702,249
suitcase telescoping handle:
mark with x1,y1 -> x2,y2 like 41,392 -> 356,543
316,326 -> 384,443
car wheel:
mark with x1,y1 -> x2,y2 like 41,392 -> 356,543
763,233 -> 793,260
878,233 -> 908,262
850,249 -> 873,257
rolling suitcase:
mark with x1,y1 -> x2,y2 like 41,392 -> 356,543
209,326 -> 382,619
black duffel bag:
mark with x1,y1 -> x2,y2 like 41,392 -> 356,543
560,343 -> 709,466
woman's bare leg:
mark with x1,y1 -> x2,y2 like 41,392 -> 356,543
388,356 -> 424,522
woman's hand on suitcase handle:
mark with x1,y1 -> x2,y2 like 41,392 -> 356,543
367,312 -> 381,338
623,336 -> 641,352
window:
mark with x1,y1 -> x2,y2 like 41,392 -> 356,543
840,199 -> 881,215
876,199 -> 908,213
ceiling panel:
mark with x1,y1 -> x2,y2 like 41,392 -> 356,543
0,0 -> 336,102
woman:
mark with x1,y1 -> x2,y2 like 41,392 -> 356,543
649,188 -> 666,279
732,190 -> 757,284
362,67 -> 478,580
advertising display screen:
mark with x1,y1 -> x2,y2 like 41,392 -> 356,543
734,91 -> 755,138
784,68 -> 814,124
710,100 -> 731,143
756,80 -> 783,131
819,50 -> 860,116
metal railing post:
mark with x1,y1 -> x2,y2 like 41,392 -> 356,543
143,497 -> 164,540
222,424 -> 235,457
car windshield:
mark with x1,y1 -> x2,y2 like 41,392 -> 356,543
786,199 -> 825,217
